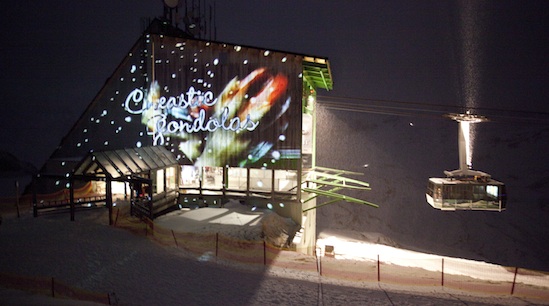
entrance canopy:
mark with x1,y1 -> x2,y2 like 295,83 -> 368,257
73,146 -> 178,181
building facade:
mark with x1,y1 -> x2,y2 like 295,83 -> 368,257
35,19 -> 333,254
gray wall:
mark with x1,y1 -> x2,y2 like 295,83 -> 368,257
316,105 -> 549,271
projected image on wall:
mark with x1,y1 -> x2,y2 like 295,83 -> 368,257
123,36 -> 302,170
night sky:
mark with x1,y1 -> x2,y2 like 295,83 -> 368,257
1,1 -> 549,269
1,1 -> 548,168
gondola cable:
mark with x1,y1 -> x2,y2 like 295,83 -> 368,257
317,95 -> 549,125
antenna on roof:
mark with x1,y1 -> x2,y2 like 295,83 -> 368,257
163,0 -> 180,27
159,0 -> 216,40
180,0 -> 216,40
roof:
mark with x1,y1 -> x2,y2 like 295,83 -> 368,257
303,56 -> 333,91
428,177 -> 505,186
146,18 -> 333,91
73,146 -> 178,180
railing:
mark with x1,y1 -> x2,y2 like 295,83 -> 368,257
33,195 -> 107,217
0,272 -> 111,304
130,189 -> 178,219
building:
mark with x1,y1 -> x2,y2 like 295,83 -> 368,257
31,18 -> 336,254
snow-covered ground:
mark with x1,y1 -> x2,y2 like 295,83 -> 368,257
317,229 -> 549,289
1,205 -> 547,305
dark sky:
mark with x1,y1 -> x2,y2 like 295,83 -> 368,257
1,0 -> 548,168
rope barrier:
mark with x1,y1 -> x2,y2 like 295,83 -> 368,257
111,208 -> 549,302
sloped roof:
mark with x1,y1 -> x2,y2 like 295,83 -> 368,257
73,146 -> 178,180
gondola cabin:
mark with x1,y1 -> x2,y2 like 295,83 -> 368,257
426,112 -> 507,211
426,176 -> 506,211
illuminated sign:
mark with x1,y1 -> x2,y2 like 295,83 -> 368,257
123,36 -> 300,169
124,67 -> 288,146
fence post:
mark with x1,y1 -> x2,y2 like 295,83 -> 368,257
319,252 -> 322,276
32,182 -> 38,217
114,208 -> 120,227
263,241 -> 267,266
315,247 -> 320,274
215,233 -> 219,258
377,255 -> 380,282
15,180 -> 20,218
171,230 -> 178,248
441,258 -> 444,287
511,267 -> 519,295
51,277 -> 55,297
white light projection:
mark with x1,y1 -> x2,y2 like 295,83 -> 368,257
121,36 -> 300,168
457,1 -> 487,169
48,33 -> 302,183
49,39 -> 152,175
460,120 -> 473,169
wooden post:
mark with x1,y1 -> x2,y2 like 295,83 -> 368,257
246,167 -> 250,198
441,258 -> 444,287
147,180 -> 153,220
51,277 -> 55,297
377,254 -> 380,282
124,181 -> 128,200
511,267 -> 519,295
263,241 -> 267,266
114,208 -> 120,226
148,218 -> 154,236
32,178 -> 38,217
106,177 -> 113,225
271,169 -> 275,199
144,219 -> 148,236
319,253 -> 322,276
15,180 -> 20,218
69,178 -> 75,221
199,167 -> 203,198
314,247 -> 320,274
222,166 -> 228,204
215,233 -> 219,258
171,230 -> 178,248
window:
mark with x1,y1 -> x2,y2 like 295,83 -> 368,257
274,170 -> 297,192
227,167 -> 247,190
486,185 -> 498,199
156,169 -> 164,193
250,168 -> 272,192
203,166 -> 223,190
181,165 -> 200,188
166,166 -> 177,190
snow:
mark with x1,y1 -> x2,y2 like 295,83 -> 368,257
154,200 -> 300,247
1,204 -> 548,305
317,229 -> 549,288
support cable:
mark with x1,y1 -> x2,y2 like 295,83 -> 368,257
318,95 -> 549,125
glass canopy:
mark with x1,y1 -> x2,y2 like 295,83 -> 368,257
73,146 -> 178,180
